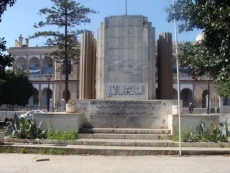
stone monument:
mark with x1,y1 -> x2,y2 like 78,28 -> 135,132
77,15 -> 176,129
96,15 -> 156,100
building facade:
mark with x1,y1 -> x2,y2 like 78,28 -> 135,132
6,33 -> 224,112
7,35 -> 80,111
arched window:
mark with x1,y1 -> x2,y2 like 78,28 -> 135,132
173,89 -> 178,99
202,90 -> 210,108
33,88 -> 39,105
223,97 -> 230,106
180,88 -> 193,107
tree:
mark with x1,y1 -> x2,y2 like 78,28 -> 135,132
0,0 -> 34,107
0,0 -> 16,85
0,70 -> 33,106
0,0 -> 16,21
215,80 -> 230,97
30,0 -> 97,101
166,0 -> 230,81
0,38 -> 14,85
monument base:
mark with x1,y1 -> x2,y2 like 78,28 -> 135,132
34,112 -> 84,132
75,100 -> 178,129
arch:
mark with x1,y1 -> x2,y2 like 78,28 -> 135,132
202,90 -> 210,108
40,88 -> 53,110
180,88 -> 193,107
42,56 -> 54,74
173,89 -> 178,99
15,57 -> 26,70
223,97 -> 230,106
32,88 -> 39,105
28,57 -> 40,74
28,88 -> 39,107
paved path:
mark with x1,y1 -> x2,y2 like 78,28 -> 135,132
0,154 -> 230,173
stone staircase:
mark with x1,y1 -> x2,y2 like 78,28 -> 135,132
74,127 -> 180,155
3,127 -> 230,155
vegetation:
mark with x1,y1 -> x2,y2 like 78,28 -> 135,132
215,80 -> 230,97
30,0 -> 97,101
46,126 -> 77,140
0,1 -> 16,85
0,70 -> 33,106
0,147 -> 67,155
166,0 -> 230,81
0,1 -> 33,106
0,0 -> 16,21
172,122 -> 228,142
6,114 -> 45,139
5,114 -> 77,141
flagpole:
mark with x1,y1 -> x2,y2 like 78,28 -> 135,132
125,0 -> 127,15
172,0 -> 182,156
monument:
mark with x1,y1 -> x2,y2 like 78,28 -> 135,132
96,15 -> 156,100
76,15 -> 176,129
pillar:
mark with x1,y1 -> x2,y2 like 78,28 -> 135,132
157,32 -> 173,99
79,32 -> 96,99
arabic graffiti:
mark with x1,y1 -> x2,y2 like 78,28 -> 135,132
94,101 -> 156,116
107,85 -> 145,97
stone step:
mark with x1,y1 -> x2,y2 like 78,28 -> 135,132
2,143 -> 230,155
79,128 -> 171,134
78,133 -> 170,140
5,138 -> 230,148
72,139 -> 178,147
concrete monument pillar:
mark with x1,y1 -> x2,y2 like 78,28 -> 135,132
157,32 -> 173,99
79,32 -> 96,99
96,15 -> 156,100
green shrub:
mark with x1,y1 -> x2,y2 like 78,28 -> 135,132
182,122 -> 227,142
46,126 -> 77,140
182,130 -> 199,142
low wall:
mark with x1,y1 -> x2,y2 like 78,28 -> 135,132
182,108 -> 217,114
34,112 -> 84,132
168,114 -> 220,135
0,132 -> 4,144
0,111 -> 26,121
75,99 -> 178,129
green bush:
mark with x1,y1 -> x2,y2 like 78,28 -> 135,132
171,122 -> 227,142
46,126 -> 77,140
182,122 -> 227,142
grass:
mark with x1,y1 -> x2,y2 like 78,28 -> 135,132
0,147 -> 67,155
46,127 -> 78,141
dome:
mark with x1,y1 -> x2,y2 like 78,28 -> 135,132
195,32 -> 205,43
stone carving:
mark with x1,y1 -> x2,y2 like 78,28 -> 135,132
105,83 -> 146,99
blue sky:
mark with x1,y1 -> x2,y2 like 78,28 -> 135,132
0,0 -> 200,48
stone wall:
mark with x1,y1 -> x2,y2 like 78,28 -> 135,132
34,113 -> 84,132
168,114 -> 220,135
76,99 -> 177,128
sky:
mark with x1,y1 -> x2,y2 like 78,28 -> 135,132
0,0 -> 201,48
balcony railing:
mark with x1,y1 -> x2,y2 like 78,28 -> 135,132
173,73 -> 210,80
29,74 -> 54,81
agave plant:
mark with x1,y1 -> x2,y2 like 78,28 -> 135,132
6,113 -> 45,139
27,120 -> 45,139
